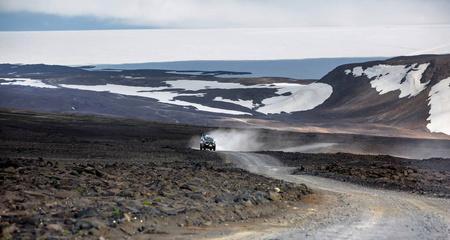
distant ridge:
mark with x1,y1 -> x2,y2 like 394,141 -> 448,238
93,57 -> 386,80
1,54 -> 449,139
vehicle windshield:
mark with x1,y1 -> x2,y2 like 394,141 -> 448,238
202,135 -> 214,142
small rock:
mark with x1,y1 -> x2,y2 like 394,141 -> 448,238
119,190 -> 134,197
4,167 -> 16,173
124,213 -> 132,222
1,224 -> 17,239
202,221 -> 212,226
268,191 -> 281,201
243,200 -> 253,207
74,220 -> 96,231
214,193 -> 234,203
253,191 -> 269,204
74,208 -> 97,218
47,223 -> 64,232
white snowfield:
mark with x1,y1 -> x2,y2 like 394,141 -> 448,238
58,83 -> 250,116
427,77 -> 450,135
213,97 -> 256,109
0,77 -> 58,89
257,82 -> 332,114
346,63 -> 430,98
167,80 -> 332,114
346,63 -> 450,135
1,77 -> 333,115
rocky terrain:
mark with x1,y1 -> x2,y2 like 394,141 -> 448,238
1,109 -> 450,239
266,152 -> 450,197
0,110 -> 310,239
1,54 -> 450,139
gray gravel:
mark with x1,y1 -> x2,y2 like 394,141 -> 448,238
221,152 -> 450,240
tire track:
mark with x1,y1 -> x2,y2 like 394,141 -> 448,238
221,152 -> 450,240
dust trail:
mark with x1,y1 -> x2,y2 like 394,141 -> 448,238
276,143 -> 337,153
190,129 -> 337,153
199,129 -> 264,151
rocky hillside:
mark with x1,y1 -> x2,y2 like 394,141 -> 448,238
304,54 -> 450,137
0,54 -> 449,138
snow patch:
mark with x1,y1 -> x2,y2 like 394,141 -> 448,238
257,82 -> 333,114
123,75 -> 145,79
166,80 -> 261,91
1,77 -> 333,116
59,83 -> 250,115
346,63 -> 430,98
213,97 -> 257,109
167,80 -> 333,114
427,77 -> 450,135
0,77 -> 58,89
166,71 -> 211,76
351,66 -> 364,77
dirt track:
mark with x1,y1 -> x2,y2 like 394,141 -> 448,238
220,152 -> 450,240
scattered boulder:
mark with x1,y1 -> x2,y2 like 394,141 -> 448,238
268,191 -> 281,201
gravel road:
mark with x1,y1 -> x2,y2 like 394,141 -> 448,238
221,152 -> 450,240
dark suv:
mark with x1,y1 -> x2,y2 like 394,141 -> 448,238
200,135 -> 216,151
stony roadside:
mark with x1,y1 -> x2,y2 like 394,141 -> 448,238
0,111 -> 311,239
265,151 -> 450,198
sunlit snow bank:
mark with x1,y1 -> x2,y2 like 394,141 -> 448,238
257,82 -> 332,114
346,63 -> 430,98
0,78 -> 57,89
166,80 -> 333,114
427,77 -> 450,135
60,80 -> 333,115
213,97 -> 256,109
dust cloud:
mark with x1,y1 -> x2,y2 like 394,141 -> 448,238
189,128 -> 450,159
190,129 -> 337,153
276,143 -> 337,152
206,129 -> 264,151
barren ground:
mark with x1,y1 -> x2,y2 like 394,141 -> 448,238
0,110 -> 309,239
1,110 -> 449,239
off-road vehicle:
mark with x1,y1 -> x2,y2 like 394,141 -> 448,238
200,134 -> 216,151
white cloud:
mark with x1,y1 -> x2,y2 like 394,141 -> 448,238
2,27 -> 450,64
1,0 -> 449,28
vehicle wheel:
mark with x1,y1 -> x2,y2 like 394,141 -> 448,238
200,145 -> 203,150
213,147 -> 216,151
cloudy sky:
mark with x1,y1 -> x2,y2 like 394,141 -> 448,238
1,0 -> 450,30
